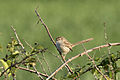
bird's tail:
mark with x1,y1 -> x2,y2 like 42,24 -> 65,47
72,38 -> 93,47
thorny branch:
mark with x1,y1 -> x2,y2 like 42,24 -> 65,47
35,8 -> 73,74
46,43 -> 120,80
81,44 -> 108,80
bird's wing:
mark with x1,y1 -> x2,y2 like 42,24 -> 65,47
63,40 -> 73,51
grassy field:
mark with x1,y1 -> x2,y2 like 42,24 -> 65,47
0,0 -> 120,80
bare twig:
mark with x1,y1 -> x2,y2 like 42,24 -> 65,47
23,39 -> 47,74
23,39 -> 33,49
33,66 -> 44,80
17,67 -> 56,80
80,55 -> 120,77
11,26 -> 26,56
81,44 -> 108,80
104,22 -> 115,79
41,53 -> 51,74
80,43 -> 120,56
35,8 -> 73,73
35,8 -> 55,46
36,55 -> 47,74
47,51 -> 72,72
72,38 -> 93,47
46,43 -> 120,80
17,67 -> 47,77
48,51 -> 64,64
11,26 -> 25,50
0,49 -> 46,77
23,40 -> 47,79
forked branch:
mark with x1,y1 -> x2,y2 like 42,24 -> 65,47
0,48 -> 46,77
17,67 -> 56,80
81,44 -> 108,79
46,42 -> 120,80
35,8 -> 73,73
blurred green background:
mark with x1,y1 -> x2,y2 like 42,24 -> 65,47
0,0 -> 120,80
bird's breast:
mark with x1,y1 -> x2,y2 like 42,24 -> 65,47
56,41 -> 70,54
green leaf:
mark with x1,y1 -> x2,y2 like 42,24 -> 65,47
24,57 -> 36,67
0,59 -> 11,77
11,39 -> 18,46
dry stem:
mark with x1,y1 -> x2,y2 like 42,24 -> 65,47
17,67 -> 56,80
41,53 -> 51,74
104,22 -> 115,79
46,42 -> 120,80
23,40 -> 47,74
0,49 -> 46,77
33,66 -> 44,80
11,26 -> 25,50
81,44 -> 108,80
35,8 -> 73,73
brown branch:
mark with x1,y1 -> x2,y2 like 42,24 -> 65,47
23,39 -> 48,79
81,53 -> 120,76
17,67 -> 48,77
41,53 -> 51,74
35,8 -> 55,46
46,43 -> 120,80
48,51 -> 64,64
72,38 -> 93,47
33,66 -> 44,80
23,39 -> 47,74
47,51 -> 73,72
11,26 -> 25,50
36,55 -> 47,74
81,44 -> 108,80
17,67 -> 56,80
23,39 -> 33,49
0,49 -> 46,77
35,8 -> 73,73
11,26 -> 26,56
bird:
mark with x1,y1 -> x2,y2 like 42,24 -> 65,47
56,36 -> 93,57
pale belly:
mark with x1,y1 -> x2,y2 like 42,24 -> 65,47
56,41 -> 70,54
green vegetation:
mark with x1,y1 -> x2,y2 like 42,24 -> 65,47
0,0 -> 120,80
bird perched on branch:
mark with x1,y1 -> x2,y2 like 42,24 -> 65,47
56,36 -> 93,57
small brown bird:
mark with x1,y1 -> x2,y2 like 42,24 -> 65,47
56,36 -> 93,57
